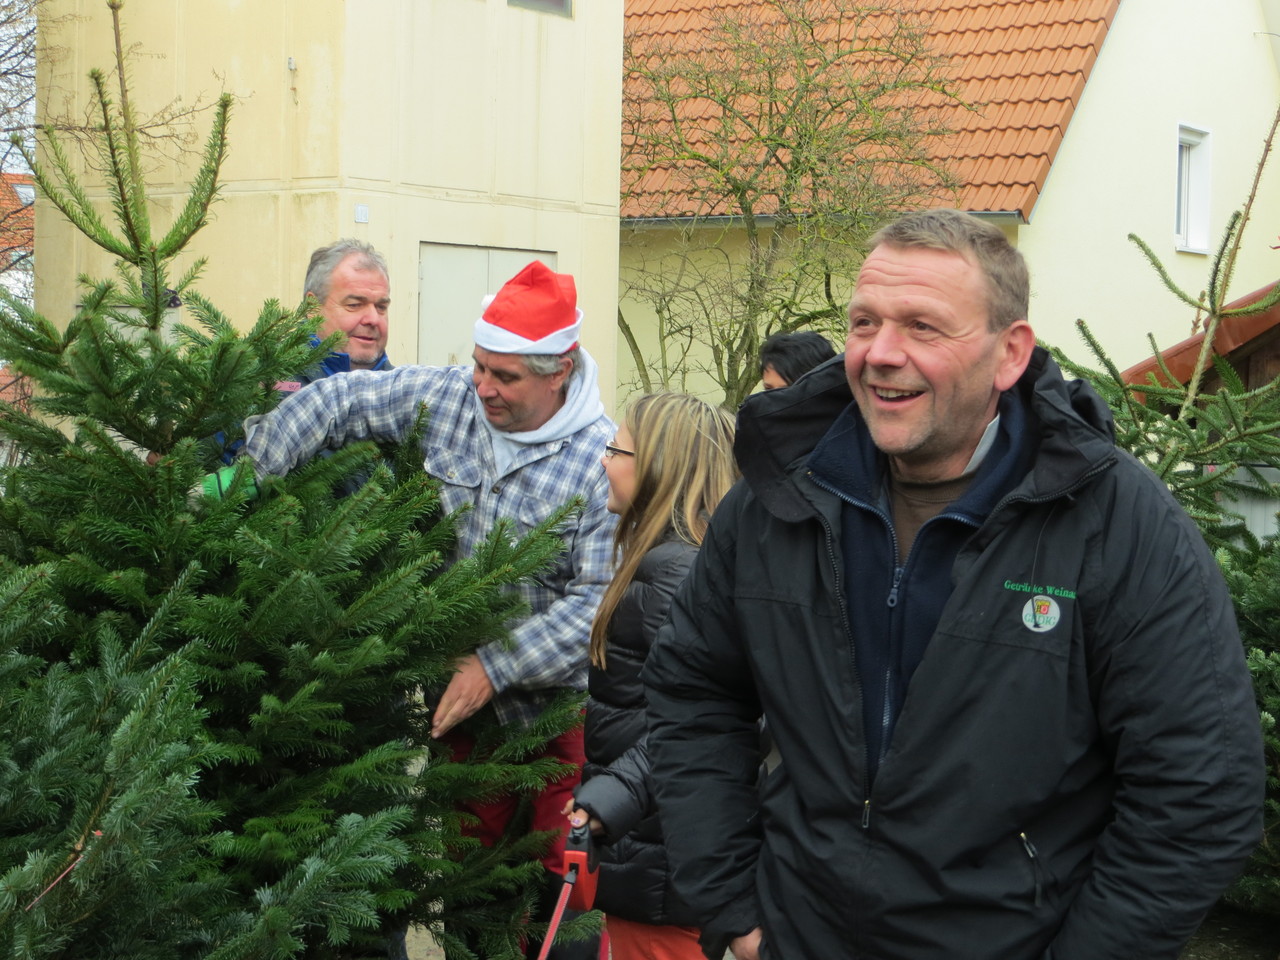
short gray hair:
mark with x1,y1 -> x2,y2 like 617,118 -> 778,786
524,346 -> 581,383
869,209 -> 1029,331
303,239 -> 389,303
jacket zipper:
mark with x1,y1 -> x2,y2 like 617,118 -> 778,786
808,472 -> 875,832
886,564 -> 903,607
882,566 -> 904,762
810,473 -> 979,776
1020,831 -> 1044,907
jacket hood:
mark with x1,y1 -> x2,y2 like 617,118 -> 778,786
734,354 -> 853,522
735,346 -> 1116,522
1012,345 -> 1116,497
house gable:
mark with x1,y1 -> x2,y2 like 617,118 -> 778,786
623,0 -> 1121,223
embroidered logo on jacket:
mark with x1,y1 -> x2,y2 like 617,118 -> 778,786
1022,595 -> 1061,632
1002,581 -> 1074,634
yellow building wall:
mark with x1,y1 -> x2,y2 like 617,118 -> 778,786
35,0 -> 623,410
618,224 -> 738,405
617,223 -> 850,406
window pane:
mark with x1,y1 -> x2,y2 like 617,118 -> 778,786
508,0 -> 571,14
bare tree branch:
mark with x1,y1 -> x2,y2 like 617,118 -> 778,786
621,0 -> 961,407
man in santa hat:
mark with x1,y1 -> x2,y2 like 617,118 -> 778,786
240,260 -> 614,959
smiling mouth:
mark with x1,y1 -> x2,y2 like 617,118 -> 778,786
874,387 -> 923,401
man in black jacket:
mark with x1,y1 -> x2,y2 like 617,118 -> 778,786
642,209 -> 1263,960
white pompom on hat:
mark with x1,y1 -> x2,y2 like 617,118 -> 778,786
473,260 -> 583,355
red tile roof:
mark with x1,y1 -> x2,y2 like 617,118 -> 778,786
1122,282 -> 1280,387
623,0 -> 1119,222
0,172 -> 32,417
0,171 -> 33,262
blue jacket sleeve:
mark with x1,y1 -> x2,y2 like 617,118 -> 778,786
476,479 -> 614,694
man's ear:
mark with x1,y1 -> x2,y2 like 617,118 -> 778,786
548,356 -> 574,391
994,320 -> 1035,392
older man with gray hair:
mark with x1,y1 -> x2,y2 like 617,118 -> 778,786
297,238 -> 393,383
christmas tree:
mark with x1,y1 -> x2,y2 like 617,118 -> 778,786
1051,105 -> 1280,920
0,4 -> 587,956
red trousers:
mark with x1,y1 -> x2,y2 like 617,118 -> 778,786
450,723 -> 586,873
605,915 -> 702,960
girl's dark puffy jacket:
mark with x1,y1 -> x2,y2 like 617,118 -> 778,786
574,537 -> 699,927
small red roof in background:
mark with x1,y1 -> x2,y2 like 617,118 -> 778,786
0,364 -> 29,410
0,171 -> 33,252
624,0 -> 1120,222
1121,281 -> 1280,387
0,171 -> 33,413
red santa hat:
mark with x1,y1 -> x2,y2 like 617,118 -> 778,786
473,260 -> 582,355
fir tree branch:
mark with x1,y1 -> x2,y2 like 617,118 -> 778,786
18,132 -> 131,260
158,95 -> 231,259
1206,212 -> 1242,317
90,68 -> 150,260
1126,233 -> 1205,311
1214,102 -> 1280,313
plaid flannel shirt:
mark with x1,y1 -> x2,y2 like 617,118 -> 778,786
242,364 -> 617,728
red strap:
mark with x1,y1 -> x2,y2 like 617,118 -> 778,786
536,865 -> 578,960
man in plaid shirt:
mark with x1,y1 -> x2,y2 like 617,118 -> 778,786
242,261 -> 614,958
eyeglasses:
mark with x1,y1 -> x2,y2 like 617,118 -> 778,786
604,443 -> 635,459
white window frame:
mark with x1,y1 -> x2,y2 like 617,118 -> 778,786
1175,124 -> 1211,254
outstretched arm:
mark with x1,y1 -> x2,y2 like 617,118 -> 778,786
242,367 -> 446,477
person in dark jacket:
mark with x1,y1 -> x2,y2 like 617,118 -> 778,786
642,208 -> 1264,960
566,392 -> 738,960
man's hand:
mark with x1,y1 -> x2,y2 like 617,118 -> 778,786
431,654 -> 495,738
730,929 -> 763,960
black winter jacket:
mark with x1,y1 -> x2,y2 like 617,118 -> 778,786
643,349 -> 1263,960
575,538 -> 701,927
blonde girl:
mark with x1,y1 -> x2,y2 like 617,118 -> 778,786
567,392 -> 737,960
